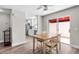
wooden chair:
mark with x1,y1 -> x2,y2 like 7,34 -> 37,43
44,34 -> 61,54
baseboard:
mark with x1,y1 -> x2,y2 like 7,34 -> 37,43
0,40 -> 3,43
12,41 -> 26,47
70,44 -> 79,49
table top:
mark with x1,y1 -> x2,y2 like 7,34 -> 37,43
33,33 -> 58,42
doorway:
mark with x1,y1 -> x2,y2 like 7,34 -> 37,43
0,8 -> 11,47
59,21 -> 70,44
25,16 -> 38,36
48,16 -> 70,44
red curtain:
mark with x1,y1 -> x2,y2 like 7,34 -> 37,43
49,16 -> 70,23
49,18 -> 57,23
58,16 -> 70,22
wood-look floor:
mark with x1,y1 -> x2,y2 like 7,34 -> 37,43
0,36 -> 79,54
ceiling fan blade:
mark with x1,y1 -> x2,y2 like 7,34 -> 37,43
37,5 -> 53,11
37,5 -> 42,10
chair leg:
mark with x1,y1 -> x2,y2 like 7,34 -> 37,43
41,42 -> 43,53
50,47 -> 52,54
59,42 -> 61,50
37,41 -> 40,52
43,42 -> 45,54
56,45 -> 58,54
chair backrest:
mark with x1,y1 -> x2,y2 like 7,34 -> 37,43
49,34 -> 61,43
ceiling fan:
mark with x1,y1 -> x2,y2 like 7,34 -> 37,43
37,5 -> 53,11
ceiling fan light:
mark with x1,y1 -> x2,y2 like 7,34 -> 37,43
44,6 -> 48,11
44,8 -> 47,11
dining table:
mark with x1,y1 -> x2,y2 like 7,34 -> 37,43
32,33 -> 61,54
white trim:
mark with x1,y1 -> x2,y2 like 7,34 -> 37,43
0,40 -> 3,43
70,44 -> 79,49
12,41 -> 26,47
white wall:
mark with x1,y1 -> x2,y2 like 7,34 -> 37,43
37,16 -> 42,33
0,13 -> 10,43
11,9 -> 26,47
42,6 -> 79,49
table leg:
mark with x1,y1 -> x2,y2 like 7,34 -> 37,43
33,37 -> 35,53
40,42 -> 43,53
43,42 -> 45,54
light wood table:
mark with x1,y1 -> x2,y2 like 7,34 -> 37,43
32,33 -> 60,54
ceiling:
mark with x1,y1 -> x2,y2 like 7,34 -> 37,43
0,5 -> 75,18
